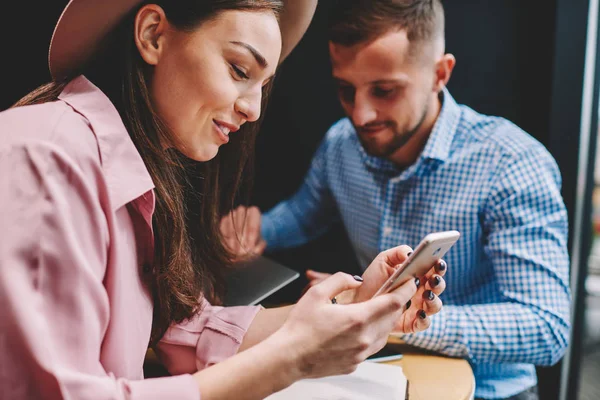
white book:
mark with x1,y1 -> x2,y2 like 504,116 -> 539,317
265,361 -> 407,400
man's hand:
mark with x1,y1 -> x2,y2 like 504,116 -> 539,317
301,270 -> 332,295
219,205 -> 266,261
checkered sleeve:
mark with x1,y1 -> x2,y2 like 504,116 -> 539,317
403,145 -> 571,366
262,134 -> 340,251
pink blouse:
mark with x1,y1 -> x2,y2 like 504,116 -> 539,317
0,76 -> 261,399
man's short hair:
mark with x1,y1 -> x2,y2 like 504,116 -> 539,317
328,0 -> 445,49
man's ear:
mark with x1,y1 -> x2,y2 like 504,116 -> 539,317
134,4 -> 169,66
433,53 -> 456,92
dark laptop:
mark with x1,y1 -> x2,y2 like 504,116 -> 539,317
224,256 -> 300,306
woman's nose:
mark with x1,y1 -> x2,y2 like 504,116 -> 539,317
234,91 -> 262,123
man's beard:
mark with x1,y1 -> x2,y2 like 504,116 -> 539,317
356,104 -> 429,159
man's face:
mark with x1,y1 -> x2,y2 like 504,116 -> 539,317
330,30 -> 436,159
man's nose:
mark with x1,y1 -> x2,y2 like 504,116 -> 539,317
351,96 -> 377,126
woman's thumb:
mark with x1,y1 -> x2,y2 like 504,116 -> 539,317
312,272 -> 363,299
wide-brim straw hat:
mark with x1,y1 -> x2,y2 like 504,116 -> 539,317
49,0 -> 317,80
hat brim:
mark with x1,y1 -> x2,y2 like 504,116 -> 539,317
49,0 -> 317,80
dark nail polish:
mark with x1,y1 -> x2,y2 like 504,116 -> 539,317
431,275 -> 442,287
353,275 -> 363,282
438,260 -> 447,271
424,290 -> 435,301
414,277 -> 420,287
419,310 -> 427,319
407,252 -> 413,257
405,300 -> 412,309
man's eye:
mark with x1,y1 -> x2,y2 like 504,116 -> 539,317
231,64 -> 249,80
338,86 -> 355,103
372,87 -> 395,98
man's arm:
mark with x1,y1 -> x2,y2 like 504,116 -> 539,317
262,133 -> 341,251
402,145 -> 571,366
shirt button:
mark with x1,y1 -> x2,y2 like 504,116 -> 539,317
383,226 -> 393,236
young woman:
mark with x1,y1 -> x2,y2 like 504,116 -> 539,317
0,1 -> 447,399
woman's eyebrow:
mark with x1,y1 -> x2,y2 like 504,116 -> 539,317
229,41 -> 268,69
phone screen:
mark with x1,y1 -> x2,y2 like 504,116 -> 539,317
366,344 -> 403,362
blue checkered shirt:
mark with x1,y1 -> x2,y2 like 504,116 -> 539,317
262,89 -> 571,399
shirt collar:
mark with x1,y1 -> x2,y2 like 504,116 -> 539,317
420,87 -> 461,162
355,137 -> 400,174
355,87 -> 461,174
58,75 -> 155,211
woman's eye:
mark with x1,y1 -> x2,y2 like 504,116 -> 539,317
231,64 -> 249,80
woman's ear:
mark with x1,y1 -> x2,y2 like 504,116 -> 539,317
433,53 -> 456,92
134,4 -> 169,66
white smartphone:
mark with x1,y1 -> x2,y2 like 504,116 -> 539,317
373,230 -> 460,297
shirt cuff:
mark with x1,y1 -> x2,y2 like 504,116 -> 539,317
194,305 -> 262,370
126,374 -> 200,400
160,303 -> 262,372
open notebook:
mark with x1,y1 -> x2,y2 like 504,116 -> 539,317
265,361 -> 408,400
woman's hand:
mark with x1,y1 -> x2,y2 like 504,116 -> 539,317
194,245 -> 442,398
391,258 -> 447,333
271,271 -> 418,379
316,245 -> 447,334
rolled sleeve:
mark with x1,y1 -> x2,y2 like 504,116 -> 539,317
157,303 -> 262,374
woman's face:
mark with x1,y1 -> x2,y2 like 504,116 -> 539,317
136,7 -> 282,161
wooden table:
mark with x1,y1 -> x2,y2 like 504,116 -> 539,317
384,354 -> 475,400
383,338 -> 475,400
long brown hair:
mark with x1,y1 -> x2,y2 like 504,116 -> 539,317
13,0 -> 282,345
